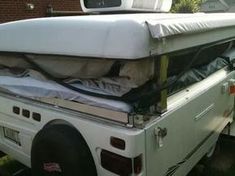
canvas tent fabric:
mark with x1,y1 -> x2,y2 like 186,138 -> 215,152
0,55 -> 115,79
168,57 -> 229,93
0,50 -> 231,113
0,55 -> 155,87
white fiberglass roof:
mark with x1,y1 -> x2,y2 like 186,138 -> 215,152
1,13 -> 235,59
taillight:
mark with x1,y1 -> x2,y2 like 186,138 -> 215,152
230,85 -> 235,95
101,150 -> 143,175
134,155 -> 143,174
101,150 -> 132,175
229,79 -> 235,95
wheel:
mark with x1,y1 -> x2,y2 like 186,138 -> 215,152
31,124 -> 97,176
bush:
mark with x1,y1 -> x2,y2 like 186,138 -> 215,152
171,0 -> 201,13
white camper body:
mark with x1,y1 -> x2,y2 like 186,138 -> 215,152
80,0 -> 173,13
0,13 -> 235,176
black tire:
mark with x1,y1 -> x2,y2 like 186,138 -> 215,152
31,124 -> 97,176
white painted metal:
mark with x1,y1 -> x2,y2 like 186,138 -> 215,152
80,0 -> 172,13
0,68 -> 232,176
145,68 -> 235,176
0,91 -> 146,175
1,13 -> 235,59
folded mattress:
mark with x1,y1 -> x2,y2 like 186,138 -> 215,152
0,69 -> 132,113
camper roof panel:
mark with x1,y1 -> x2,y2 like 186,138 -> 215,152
1,13 -> 235,59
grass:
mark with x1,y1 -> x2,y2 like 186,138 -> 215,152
0,155 -> 30,176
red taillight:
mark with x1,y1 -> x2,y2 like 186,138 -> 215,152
230,85 -> 235,95
110,137 -> 126,150
101,150 -> 132,175
134,155 -> 143,174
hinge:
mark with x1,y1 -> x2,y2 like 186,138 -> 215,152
155,127 -> 167,148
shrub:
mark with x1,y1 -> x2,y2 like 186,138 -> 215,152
171,0 -> 201,13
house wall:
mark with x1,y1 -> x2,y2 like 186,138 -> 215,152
0,0 -> 82,23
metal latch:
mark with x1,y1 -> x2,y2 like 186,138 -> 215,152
155,127 -> 167,148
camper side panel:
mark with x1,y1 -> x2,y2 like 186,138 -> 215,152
145,69 -> 235,176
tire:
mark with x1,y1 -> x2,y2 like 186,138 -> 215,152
31,124 -> 97,176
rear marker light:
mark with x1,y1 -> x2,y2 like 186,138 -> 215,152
230,85 -> 235,95
110,137 -> 125,150
134,155 -> 143,174
101,150 -> 132,176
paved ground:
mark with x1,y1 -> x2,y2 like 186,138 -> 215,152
0,135 -> 235,176
188,135 -> 235,176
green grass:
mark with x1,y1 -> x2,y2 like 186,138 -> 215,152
0,156 -> 29,176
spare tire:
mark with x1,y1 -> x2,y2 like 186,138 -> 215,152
31,124 -> 97,176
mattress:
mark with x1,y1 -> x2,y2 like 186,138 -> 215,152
0,69 -> 132,113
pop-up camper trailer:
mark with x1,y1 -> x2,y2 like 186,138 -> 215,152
0,0 -> 235,176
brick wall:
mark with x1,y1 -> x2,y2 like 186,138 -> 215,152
0,0 -> 82,23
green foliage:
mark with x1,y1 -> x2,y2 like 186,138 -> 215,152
0,156 -> 29,175
171,0 -> 201,13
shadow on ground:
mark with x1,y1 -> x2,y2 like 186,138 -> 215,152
188,135 -> 235,176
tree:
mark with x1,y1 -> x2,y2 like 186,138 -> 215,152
171,0 -> 202,13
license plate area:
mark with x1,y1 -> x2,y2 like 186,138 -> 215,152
3,127 -> 21,146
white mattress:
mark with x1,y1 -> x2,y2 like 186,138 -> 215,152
0,76 -> 132,113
